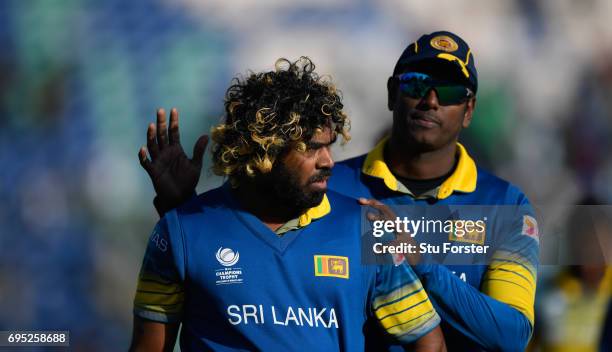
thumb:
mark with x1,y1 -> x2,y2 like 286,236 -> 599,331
138,146 -> 153,175
191,134 -> 209,167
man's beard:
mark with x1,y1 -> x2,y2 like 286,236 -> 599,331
259,163 -> 332,215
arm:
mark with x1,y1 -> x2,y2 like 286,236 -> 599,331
414,199 -> 539,352
410,326 -> 446,352
361,198 -> 443,349
131,217 -> 186,350
370,263 -> 442,346
138,108 -> 208,216
414,264 -> 532,352
129,317 -> 179,352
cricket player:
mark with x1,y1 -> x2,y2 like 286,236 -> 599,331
130,57 -> 444,351
330,31 -> 539,351
140,32 -> 540,351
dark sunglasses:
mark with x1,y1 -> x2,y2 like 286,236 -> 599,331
397,72 -> 473,105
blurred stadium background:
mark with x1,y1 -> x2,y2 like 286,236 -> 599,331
1,0 -> 611,350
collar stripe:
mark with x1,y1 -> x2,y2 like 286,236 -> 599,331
361,138 -> 477,199
298,194 -> 331,227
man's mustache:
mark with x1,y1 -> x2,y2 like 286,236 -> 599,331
308,169 -> 333,183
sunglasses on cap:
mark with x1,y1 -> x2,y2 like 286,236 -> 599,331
397,72 -> 473,105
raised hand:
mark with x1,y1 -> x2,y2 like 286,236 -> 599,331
359,198 -> 421,266
138,108 -> 209,216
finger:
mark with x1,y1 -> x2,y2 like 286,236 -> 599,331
366,200 -> 397,219
359,198 -> 385,208
394,232 -> 414,242
156,108 -> 168,150
360,198 -> 383,206
138,146 -> 153,174
146,122 -> 160,160
191,135 -> 209,167
358,198 -> 371,205
366,212 -> 385,222
379,206 -> 397,220
360,198 -> 396,219
361,199 -> 384,220
168,108 -> 181,146
359,198 -> 383,215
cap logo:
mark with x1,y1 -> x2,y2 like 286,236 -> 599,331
430,35 -> 459,52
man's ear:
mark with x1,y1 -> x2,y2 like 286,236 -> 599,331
387,77 -> 397,111
462,96 -> 476,128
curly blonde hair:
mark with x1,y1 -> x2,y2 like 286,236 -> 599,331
210,57 -> 350,185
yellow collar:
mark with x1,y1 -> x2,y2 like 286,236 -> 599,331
298,194 -> 331,227
361,138 -> 477,199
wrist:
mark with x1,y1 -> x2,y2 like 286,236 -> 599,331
153,191 -> 197,217
153,196 -> 172,217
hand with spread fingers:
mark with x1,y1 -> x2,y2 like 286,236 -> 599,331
358,198 -> 421,266
138,108 -> 208,216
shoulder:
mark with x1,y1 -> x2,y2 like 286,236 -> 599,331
164,186 -> 233,230
329,154 -> 370,197
162,186 -> 236,248
326,189 -> 360,211
321,190 -> 363,226
475,167 -> 531,205
175,186 -> 229,215
334,154 -> 367,174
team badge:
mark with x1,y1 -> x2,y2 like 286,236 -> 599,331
216,247 -> 240,267
314,255 -> 349,279
521,215 -> 539,242
215,247 -> 243,285
430,35 -> 459,52
448,221 -> 486,245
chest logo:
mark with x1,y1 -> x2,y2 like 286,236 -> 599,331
215,247 -> 243,285
314,255 -> 349,279
216,247 -> 240,267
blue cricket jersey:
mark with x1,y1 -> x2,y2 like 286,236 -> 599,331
330,138 -> 539,352
134,184 -> 440,351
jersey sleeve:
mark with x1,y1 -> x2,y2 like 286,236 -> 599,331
369,262 -> 440,344
413,198 -> 539,351
133,214 -> 185,323
413,264 -> 533,351
481,202 -> 539,326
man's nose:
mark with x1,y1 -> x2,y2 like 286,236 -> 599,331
317,146 -> 334,170
417,88 -> 440,110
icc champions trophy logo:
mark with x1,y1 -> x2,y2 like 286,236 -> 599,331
216,247 -> 240,267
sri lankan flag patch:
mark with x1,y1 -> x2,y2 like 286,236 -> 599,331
314,255 -> 349,279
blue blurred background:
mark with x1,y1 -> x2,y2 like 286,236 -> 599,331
1,0 -> 611,350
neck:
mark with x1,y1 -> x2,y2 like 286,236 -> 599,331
231,181 -> 304,232
386,136 -> 458,180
